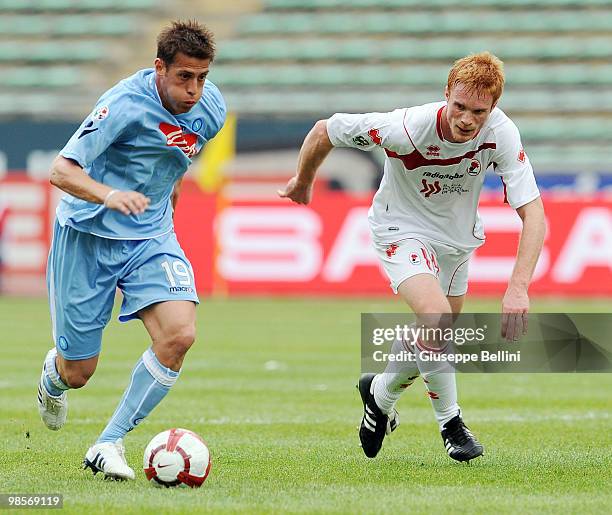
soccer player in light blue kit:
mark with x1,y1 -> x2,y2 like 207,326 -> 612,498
36,20 -> 226,480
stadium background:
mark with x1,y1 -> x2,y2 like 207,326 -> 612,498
0,1 -> 611,513
0,0 -> 610,297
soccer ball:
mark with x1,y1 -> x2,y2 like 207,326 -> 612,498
143,428 -> 211,488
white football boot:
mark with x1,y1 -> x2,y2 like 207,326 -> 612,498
83,438 -> 135,480
37,352 -> 68,430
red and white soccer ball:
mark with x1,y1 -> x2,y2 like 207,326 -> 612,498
143,428 -> 211,488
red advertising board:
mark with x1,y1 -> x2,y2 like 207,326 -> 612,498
174,181 -> 611,296
1,176 -> 611,296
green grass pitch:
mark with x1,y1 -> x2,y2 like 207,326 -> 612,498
1,296 -> 611,514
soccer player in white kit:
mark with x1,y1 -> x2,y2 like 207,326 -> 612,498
279,53 -> 546,462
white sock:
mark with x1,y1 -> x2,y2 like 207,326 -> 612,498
43,347 -> 70,396
414,338 -> 460,429
373,338 -> 420,415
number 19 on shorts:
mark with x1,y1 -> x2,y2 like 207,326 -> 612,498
161,259 -> 193,288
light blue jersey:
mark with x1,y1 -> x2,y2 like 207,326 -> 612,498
58,68 -> 226,239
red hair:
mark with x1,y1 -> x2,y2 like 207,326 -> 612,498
447,52 -> 505,104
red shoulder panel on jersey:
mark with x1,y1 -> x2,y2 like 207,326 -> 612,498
384,142 -> 496,171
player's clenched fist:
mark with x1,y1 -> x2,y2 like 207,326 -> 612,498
104,189 -> 151,215
278,176 -> 313,205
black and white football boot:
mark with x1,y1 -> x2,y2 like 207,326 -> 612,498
357,373 -> 399,458
440,413 -> 483,463
83,438 -> 135,480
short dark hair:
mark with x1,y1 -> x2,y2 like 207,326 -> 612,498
157,20 -> 215,65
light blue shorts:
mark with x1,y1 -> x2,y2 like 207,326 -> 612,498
47,221 -> 199,360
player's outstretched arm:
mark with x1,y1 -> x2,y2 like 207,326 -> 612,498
50,155 -> 150,215
501,196 -> 546,340
278,119 -> 333,205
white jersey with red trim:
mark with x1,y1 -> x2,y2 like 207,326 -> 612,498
326,101 -> 540,251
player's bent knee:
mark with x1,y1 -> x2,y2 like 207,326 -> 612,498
415,309 -> 454,332
57,356 -> 97,389
165,324 -> 196,357
421,302 -> 451,314
413,301 -> 453,317
62,369 -> 93,389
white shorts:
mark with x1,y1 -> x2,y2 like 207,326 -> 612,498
374,237 -> 472,296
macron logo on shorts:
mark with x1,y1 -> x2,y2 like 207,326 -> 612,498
169,286 -> 194,293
